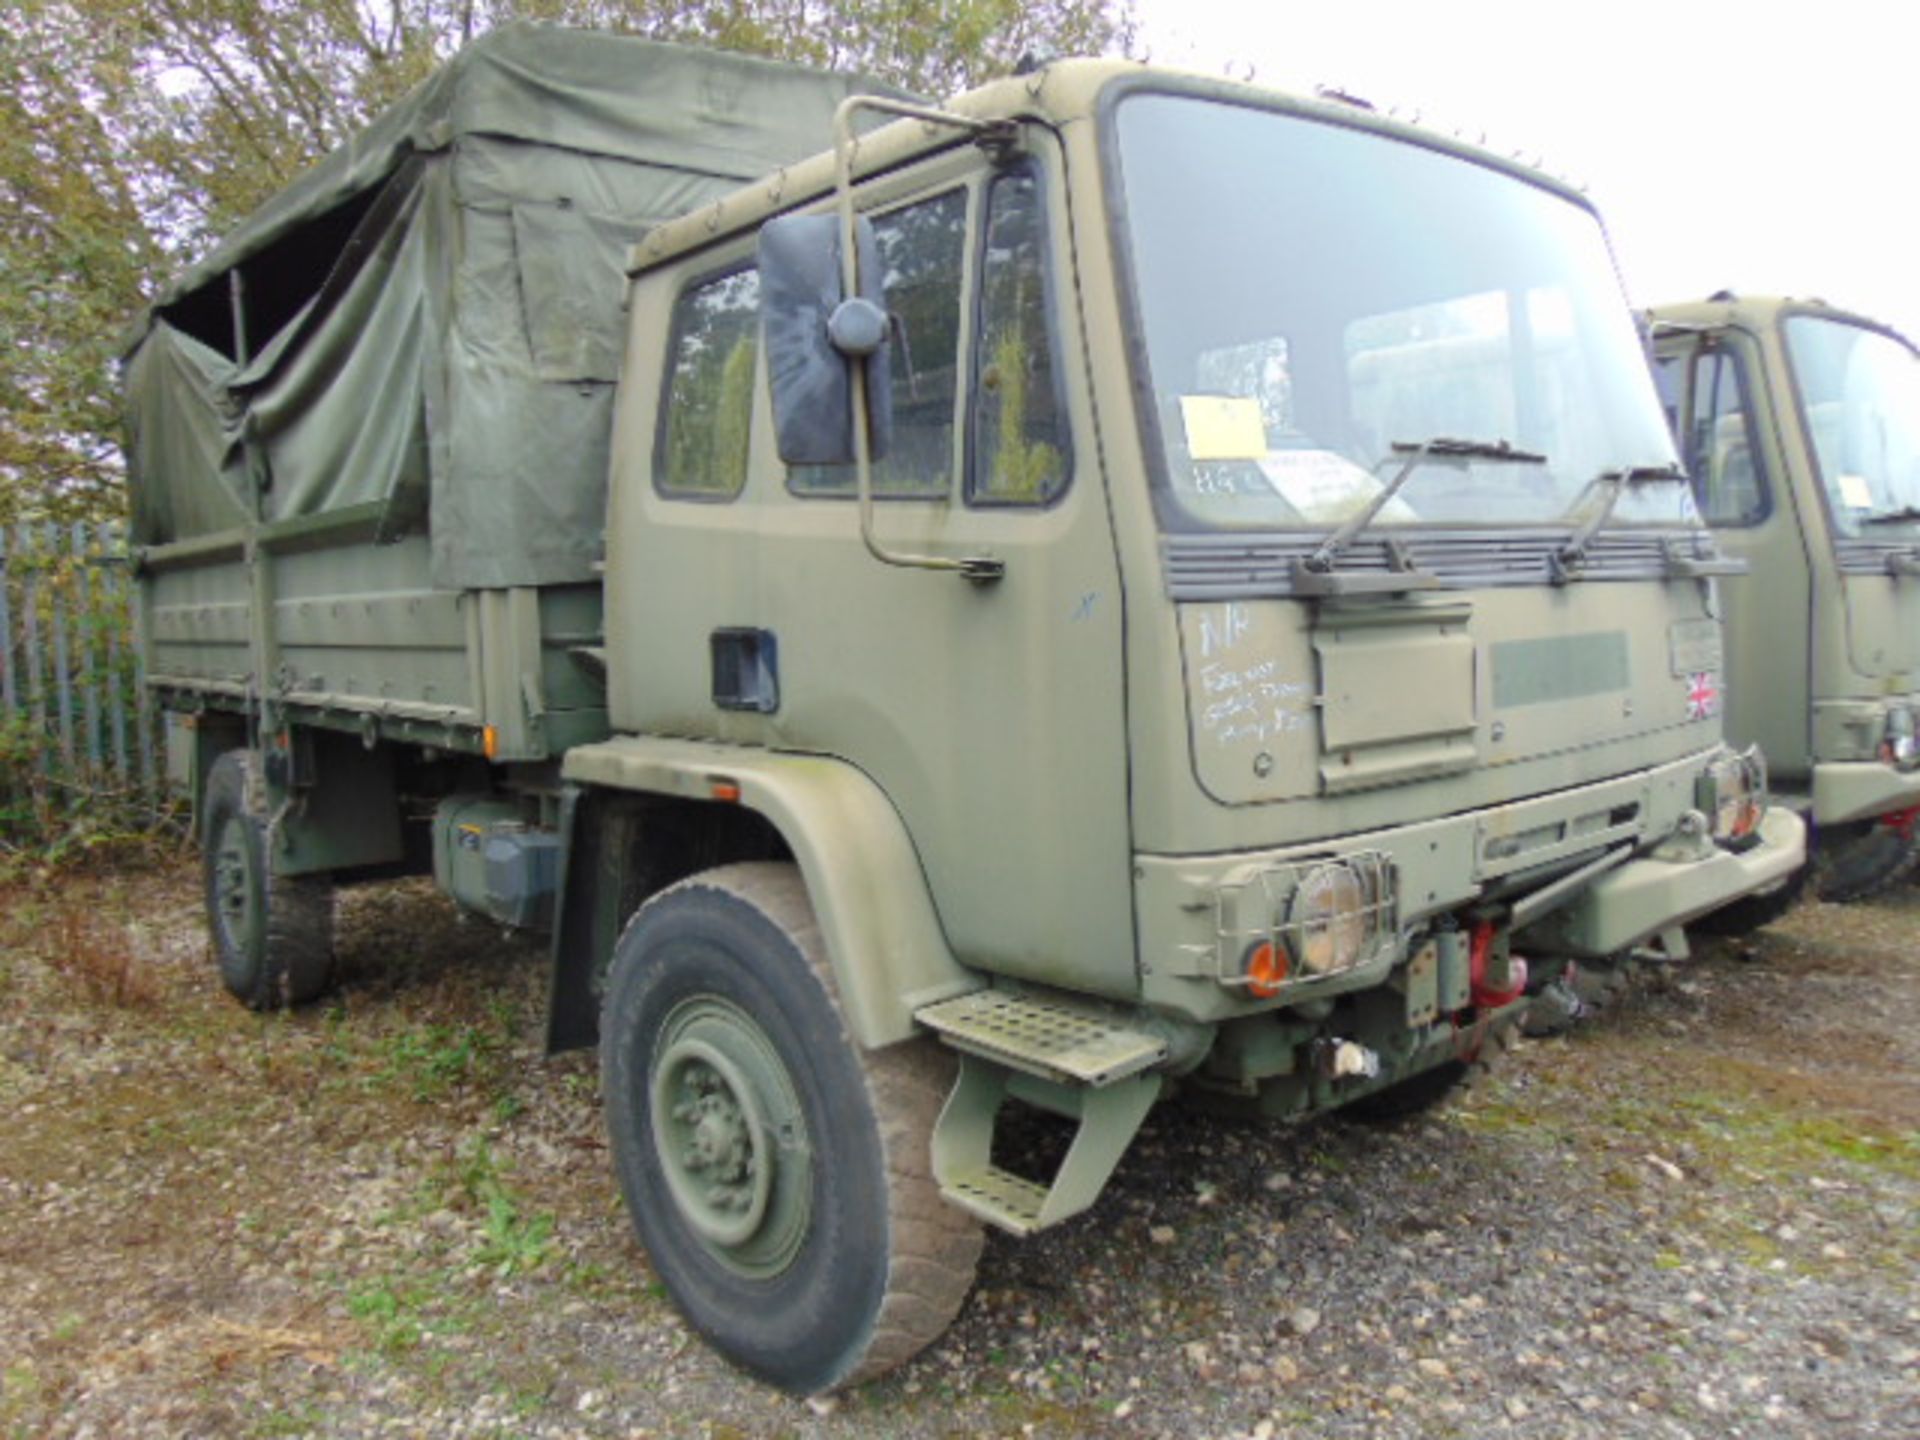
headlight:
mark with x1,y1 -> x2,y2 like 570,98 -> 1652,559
1291,862 -> 1370,975
1216,852 -> 1395,996
1880,706 -> 1920,770
1697,748 -> 1766,843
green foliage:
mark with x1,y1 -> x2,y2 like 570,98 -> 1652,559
347,1280 -> 428,1355
458,1138 -> 556,1277
985,327 -> 1062,501
0,0 -> 1135,525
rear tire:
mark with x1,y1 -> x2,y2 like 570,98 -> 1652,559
600,861 -> 982,1394
201,749 -> 335,1009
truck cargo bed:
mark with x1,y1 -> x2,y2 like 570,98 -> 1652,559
141,506 -> 606,761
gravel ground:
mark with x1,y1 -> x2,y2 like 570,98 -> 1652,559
2,854 -> 1916,1439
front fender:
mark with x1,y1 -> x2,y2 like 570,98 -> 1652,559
560,737 -> 978,1049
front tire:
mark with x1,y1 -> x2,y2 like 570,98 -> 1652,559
200,749 -> 334,1009
1814,817 -> 1920,903
600,862 -> 981,1394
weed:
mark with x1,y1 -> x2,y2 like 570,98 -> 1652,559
250,1402 -> 327,1438
379,1023 -> 486,1101
346,1282 -> 425,1356
458,1139 -> 555,1277
37,889 -> 160,1007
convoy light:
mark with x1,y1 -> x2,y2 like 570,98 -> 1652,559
1290,862 -> 1370,976
1880,706 -> 1920,770
1243,940 -> 1289,998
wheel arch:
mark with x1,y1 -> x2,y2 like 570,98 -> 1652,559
549,737 -> 978,1053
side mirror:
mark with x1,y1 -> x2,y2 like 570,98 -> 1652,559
758,212 -> 892,466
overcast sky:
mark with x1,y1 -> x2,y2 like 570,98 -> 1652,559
1130,0 -> 1920,339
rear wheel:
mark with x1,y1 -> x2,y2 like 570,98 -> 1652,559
201,749 -> 334,1009
600,862 -> 981,1394
1813,814 -> 1920,903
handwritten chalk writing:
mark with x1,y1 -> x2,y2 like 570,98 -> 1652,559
1197,603 -> 1250,659
1197,660 -> 1312,747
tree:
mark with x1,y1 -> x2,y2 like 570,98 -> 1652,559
0,0 -> 1135,525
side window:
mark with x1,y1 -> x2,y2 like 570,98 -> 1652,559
971,169 -> 1069,505
657,267 -> 760,499
1685,349 -> 1768,526
790,188 -> 968,498
1650,352 -> 1684,437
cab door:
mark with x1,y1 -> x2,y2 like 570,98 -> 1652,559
1655,332 -> 1814,779
754,137 -> 1137,999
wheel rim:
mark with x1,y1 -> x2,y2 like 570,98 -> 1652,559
211,813 -> 257,955
649,995 -> 812,1278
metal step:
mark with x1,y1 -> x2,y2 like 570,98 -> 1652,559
941,1165 -> 1050,1236
928,1050 -> 1162,1236
915,989 -> 1167,1087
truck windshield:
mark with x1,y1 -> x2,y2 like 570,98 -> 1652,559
1783,316 -> 1920,540
1111,93 -> 1687,534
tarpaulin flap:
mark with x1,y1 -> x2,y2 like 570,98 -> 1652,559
512,203 -> 643,383
124,323 -> 249,545
243,169 -> 438,528
433,363 -> 615,588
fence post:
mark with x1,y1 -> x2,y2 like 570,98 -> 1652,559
73,521 -> 103,775
104,523 -> 130,780
0,527 -> 15,716
22,524 -> 48,778
48,522 -> 77,780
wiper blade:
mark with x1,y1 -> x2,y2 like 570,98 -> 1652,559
1302,436 -> 1547,575
1554,463 -> 1689,581
1859,505 -> 1920,526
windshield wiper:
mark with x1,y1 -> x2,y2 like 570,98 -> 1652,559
1859,504 -> 1920,526
1553,463 -> 1689,582
1296,437 -> 1547,590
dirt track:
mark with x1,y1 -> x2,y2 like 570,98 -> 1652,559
2,856 -> 1916,1438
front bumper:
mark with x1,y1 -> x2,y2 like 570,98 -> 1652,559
1523,806 -> 1806,959
1810,761 -> 1920,826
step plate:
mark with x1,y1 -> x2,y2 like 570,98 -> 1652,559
943,1165 -> 1048,1237
916,990 -> 1167,1087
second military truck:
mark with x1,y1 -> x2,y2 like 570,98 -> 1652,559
130,27 -> 1805,1392
1652,294 -> 1920,902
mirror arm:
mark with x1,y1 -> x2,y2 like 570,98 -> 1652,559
833,95 -> 1008,584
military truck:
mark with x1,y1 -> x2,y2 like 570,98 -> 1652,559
1650,294 -> 1920,903
128,26 -> 1806,1393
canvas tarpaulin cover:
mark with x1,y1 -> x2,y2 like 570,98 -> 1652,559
123,23 -> 900,587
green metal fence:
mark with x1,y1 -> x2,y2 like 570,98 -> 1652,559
0,522 -> 164,848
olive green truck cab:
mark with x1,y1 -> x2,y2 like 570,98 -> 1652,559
128,26 -> 1803,1393
1651,295 -> 1920,902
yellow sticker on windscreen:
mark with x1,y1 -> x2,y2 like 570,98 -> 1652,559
1837,473 -> 1874,509
1180,395 -> 1268,461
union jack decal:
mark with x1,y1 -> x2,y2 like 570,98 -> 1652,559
1685,670 -> 1720,721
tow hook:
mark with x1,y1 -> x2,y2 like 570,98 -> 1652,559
1312,1038 -> 1381,1080
1468,919 -> 1528,1009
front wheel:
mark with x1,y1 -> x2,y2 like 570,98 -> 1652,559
600,862 -> 981,1394
1813,814 -> 1920,903
200,749 -> 334,1009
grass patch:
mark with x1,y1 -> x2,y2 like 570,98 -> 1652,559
346,1280 -> 429,1357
